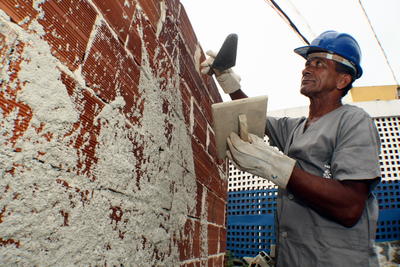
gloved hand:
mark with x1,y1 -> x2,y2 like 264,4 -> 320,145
227,132 -> 296,189
200,50 -> 241,94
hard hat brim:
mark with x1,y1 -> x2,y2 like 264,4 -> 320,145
294,45 -> 362,78
294,45 -> 332,59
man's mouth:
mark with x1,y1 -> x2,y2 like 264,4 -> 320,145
301,77 -> 315,84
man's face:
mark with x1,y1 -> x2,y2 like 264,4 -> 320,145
300,56 -> 342,97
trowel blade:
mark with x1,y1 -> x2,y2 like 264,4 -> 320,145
211,33 -> 238,73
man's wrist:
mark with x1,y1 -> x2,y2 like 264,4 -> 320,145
229,89 -> 248,100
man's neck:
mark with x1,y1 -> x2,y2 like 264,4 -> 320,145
306,97 -> 342,128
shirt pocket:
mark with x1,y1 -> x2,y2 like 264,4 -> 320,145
318,225 -> 366,250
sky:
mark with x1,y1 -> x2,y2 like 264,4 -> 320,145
180,0 -> 399,111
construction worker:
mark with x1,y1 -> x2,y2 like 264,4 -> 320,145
201,30 -> 381,266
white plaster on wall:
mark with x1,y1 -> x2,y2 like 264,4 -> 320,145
156,1 -> 167,37
194,43 -> 202,74
189,96 -> 195,135
0,5 -> 200,266
128,17 -> 198,264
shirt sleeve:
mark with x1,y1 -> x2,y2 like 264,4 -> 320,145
331,109 -> 381,183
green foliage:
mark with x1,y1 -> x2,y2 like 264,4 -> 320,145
225,250 -> 246,267
225,250 -> 236,267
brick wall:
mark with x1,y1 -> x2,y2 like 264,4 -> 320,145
0,1 -> 226,266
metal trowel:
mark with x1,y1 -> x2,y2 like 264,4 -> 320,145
208,33 -> 238,75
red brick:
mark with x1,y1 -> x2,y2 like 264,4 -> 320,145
1,0 -> 97,71
193,219 -> 201,258
209,173 -> 228,201
180,65 -> 201,105
192,138 -> 227,199
60,72 -> 104,178
221,159 -> 228,174
206,191 -> 226,226
177,217 -> 202,261
190,45 -> 222,108
40,0 -> 97,70
177,5 -> 198,57
216,254 -> 225,266
208,255 -> 224,267
208,257 -> 214,267
0,30 -> 23,97
0,1 -> 37,25
219,227 -> 227,253
192,102 -> 207,146
180,78 -> 192,106
201,94 -> 214,126
82,22 -> 141,111
178,218 -> 193,261
208,224 -> 219,255
203,74 -> 223,104
178,41 -> 216,119
128,134 -> 146,190
141,14 -> 160,68
164,0 -> 180,19
192,139 -> 212,186
158,10 -> 179,57
81,23 -> 117,103
190,181 -> 203,219
177,37 -> 206,102
92,0 -> 136,42
126,11 -> 143,64
137,0 -> 160,31
117,57 -> 142,125
179,80 -> 192,127
0,94 -> 32,145
207,129 -> 218,161
152,45 -> 177,92
181,261 -> 202,267
178,43 -> 222,109
196,49 -> 223,105
0,33 -> 33,145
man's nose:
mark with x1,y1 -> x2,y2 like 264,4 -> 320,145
302,67 -> 312,76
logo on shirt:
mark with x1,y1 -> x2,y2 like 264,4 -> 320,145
322,164 -> 332,179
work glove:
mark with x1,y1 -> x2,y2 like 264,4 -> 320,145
227,132 -> 296,189
200,50 -> 241,94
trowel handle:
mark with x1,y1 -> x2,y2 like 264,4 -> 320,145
238,114 -> 250,142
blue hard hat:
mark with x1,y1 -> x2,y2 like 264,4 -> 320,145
294,30 -> 363,79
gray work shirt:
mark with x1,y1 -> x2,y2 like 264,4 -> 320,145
266,104 -> 381,267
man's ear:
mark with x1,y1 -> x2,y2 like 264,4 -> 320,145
337,73 -> 352,90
